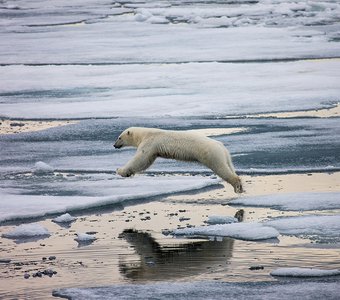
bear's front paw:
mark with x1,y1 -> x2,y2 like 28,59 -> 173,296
117,168 -> 133,177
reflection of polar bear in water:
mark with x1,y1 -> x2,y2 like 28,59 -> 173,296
113,127 -> 243,193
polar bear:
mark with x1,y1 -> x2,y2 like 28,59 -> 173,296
113,127 -> 243,193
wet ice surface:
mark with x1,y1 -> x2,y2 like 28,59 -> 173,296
1,0 -> 340,299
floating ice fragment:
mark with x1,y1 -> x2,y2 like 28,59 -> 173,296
2,223 -> 51,239
33,161 -> 54,175
206,215 -> 238,225
271,267 -> 340,277
75,233 -> 96,242
52,213 -> 77,224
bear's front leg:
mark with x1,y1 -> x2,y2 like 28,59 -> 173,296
116,167 -> 134,177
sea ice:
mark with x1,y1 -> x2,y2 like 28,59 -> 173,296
229,192 -> 340,211
173,222 -> 279,241
2,223 -> 50,239
1,60 -> 340,119
271,267 -> 340,278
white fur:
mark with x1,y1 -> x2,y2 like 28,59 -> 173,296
114,127 -> 243,193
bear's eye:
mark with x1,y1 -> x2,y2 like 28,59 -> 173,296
118,137 -> 121,140
127,131 -> 130,135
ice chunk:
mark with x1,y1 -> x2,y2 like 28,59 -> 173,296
206,215 -> 238,225
148,16 -> 169,24
2,223 -> 50,239
33,161 -> 54,175
230,192 -> 340,211
271,267 -> 340,278
173,222 -> 279,241
134,8 -> 153,22
134,13 -> 149,22
52,213 -> 77,223
75,233 -> 96,242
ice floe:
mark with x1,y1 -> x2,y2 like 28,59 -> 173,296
0,174 -> 219,223
173,222 -> 279,241
230,192 -> 340,211
2,223 -> 50,239
265,215 -> 340,243
271,267 -> 340,278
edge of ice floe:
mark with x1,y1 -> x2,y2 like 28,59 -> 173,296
271,267 -> 340,277
172,222 -> 280,241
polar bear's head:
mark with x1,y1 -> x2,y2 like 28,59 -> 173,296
113,128 -> 134,149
